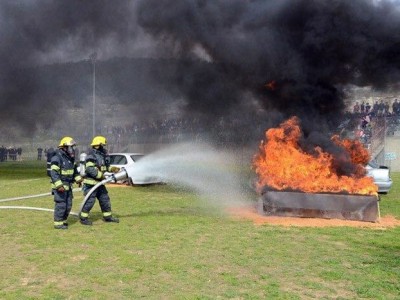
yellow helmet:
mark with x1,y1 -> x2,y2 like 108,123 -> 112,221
58,136 -> 76,148
91,136 -> 107,147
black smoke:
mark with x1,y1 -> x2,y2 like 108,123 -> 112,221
1,0 -> 400,147
0,0 -> 139,133
136,0 -> 400,137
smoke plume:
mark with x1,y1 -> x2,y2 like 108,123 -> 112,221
0,0 -> 141,132
1,0 -> 400,143
136,0 -> 400,133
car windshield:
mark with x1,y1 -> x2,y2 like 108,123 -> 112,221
130,154 -> 144,162
368,161 -> 379,168
109,155 -> 127,165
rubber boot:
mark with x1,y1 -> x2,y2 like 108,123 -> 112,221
104,216 -> 119,223
54,224 -> 68,230
80,218 -> 93,226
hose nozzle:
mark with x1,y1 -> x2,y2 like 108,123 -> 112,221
112,168 -> 128,182
78,168 -> 129,215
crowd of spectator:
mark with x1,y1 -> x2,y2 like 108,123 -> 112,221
0,146 -> 22,162
347,98 -> 400,156
106,118 -> 205,143
352,99 -> 400,117
2,98 -> 398,160
96,99 -> 400,153
99,115 -> 267,148
0,145 -> 74,162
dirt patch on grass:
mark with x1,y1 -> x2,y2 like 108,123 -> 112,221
228,206 -> 400,228
107,183 -> 131,188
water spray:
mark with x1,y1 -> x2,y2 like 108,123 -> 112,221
2,142 -> 252,218
78,142 -> 251,214
121,142 -> 251,208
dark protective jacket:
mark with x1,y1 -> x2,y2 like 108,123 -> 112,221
83,148 -> 111,186
50,149 -> 82,190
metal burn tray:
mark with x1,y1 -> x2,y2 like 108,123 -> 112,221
260,190 -> 380,222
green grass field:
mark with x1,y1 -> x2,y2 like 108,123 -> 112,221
0,160 -> 399,299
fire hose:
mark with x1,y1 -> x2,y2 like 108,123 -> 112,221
0,188 -> 81,215
0,206 -> 79,216
0,192 -> 54,203
0,169 -> 129,216
77,168 -> 129,215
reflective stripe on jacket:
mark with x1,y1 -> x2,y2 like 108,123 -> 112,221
83,148 -> 110,186
50,149 -> 82,190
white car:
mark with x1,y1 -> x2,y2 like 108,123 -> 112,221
366,161 -> 393,194
108,152 -> 163,185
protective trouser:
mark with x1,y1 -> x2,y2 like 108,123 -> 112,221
81,185 -> 112,218
53,189 -> 73,226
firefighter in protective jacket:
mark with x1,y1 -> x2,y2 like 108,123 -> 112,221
50,137 -> 82,229
80,136 -> 119,225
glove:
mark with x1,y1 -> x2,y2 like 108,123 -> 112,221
109,166 -> 120,173
57,186 -> 65,193
75,178 -> 83,187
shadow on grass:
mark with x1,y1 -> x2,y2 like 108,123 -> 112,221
118,207 -> 208,219
68,207 -> 205,225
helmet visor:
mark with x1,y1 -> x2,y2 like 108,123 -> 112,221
99,144 -> 108,154
67,145 -> 76,158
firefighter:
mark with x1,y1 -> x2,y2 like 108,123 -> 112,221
50,137 -> 83,229
80,135 -> 119,225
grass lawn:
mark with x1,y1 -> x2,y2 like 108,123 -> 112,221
0,160 -> 399,299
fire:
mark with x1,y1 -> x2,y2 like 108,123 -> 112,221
253,117 -> 377,195
265,80 -> 277,90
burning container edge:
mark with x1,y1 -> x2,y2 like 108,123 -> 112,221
259,190 -> 380,223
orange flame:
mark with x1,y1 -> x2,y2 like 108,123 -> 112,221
265,80 -> 277,90
253,117 -> 377,195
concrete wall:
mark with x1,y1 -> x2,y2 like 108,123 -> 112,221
383,135 -> 400,171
